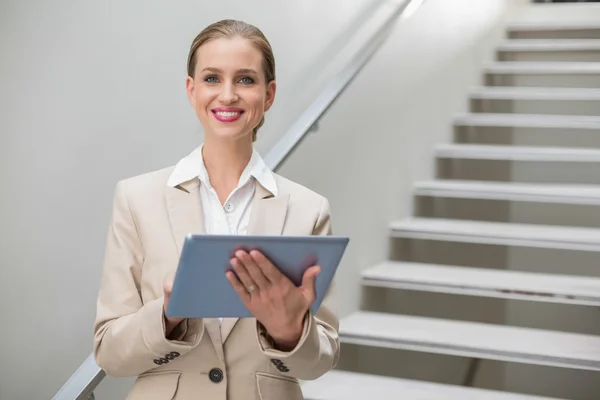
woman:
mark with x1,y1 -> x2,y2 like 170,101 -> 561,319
93,19 -> 339,400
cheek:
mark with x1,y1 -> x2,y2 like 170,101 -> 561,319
195,88 -> 216,110
246,91 -> 267,113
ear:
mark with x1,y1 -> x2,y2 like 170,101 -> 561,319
263,80 -> 276,112
185,76 -> 196,107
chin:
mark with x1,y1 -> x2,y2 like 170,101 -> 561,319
206,126 -> 252,142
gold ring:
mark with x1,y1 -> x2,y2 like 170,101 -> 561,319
246,285 -> 257,293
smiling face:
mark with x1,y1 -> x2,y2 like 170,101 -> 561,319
186,36 -> 276,143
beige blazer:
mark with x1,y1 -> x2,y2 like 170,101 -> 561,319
93,166 -> 340,400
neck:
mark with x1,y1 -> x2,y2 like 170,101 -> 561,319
201,135 -> 253,189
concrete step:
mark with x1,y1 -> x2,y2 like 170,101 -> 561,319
436,143 -> 600,162
340,311 -> 600,371
486,62 -> 600,75
470,86 -> 600,101
498,39 -> 600,52
414,179 -> 600,205
508,22 -> 600,33
454,113 -> 600,130
485,62 -> 600,88
508,22 -> 600,40
389,217 -> 600,252
362,261 -> 600,306
302,370 -> 565,400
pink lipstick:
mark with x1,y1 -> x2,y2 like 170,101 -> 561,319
212,107 -> 244,122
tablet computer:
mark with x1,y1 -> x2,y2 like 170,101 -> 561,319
165,234 -> 349,318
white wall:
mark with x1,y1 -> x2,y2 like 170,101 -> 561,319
0,1 -> 382,398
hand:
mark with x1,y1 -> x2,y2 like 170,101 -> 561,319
226,250 -> 320,351
163,281 -> 184,337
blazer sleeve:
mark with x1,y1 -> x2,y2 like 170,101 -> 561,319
93,180 -> 203,377
256,196 -> 340,380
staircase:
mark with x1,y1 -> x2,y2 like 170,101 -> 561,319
303,17 -> 600,400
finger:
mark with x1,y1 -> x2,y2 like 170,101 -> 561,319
163,282 -> 173,313
230,256 -> 256,289
300,265 -> 321,302
163,281 -> 172,296
236,250 -> 270,289
226,270 -> 251,303
249,250 -> 282,284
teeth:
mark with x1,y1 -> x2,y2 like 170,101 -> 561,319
215,111 -> 241,117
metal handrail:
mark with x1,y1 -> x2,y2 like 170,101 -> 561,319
52,354 -> 104,400
51,0 -> 424,398
265,0 -> 424,170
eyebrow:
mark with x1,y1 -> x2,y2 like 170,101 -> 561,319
201,67 -> 258,75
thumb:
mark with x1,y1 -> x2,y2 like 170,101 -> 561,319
163,281 -> 173,297
301,265 -> 321,301
163,282 -> 174,311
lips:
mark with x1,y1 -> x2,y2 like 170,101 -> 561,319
211,107 -> 244,123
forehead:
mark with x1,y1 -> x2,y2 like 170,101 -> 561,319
195,36 -> 263,72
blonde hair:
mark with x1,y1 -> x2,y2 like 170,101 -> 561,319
187,19 -> 276,142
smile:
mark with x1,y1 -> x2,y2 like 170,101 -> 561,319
212,109 -> 244,122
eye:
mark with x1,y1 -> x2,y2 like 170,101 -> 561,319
238,77 -> 254,85
204,76 -> 219,84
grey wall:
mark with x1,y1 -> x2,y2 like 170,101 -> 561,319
0,1 -> 382,398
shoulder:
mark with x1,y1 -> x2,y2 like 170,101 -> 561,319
273,173 -> 329,214
113,166 -> 175,203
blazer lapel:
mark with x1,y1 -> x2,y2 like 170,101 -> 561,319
165,178 -> 224,361
220,182 -> 290,343
165,178 -> 204,253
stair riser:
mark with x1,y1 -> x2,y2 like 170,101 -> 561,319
363,285 -> 600,336
415,197 -> 600,228
471,99 -> 600,116
454,127 -> 600,149
437,159 -> 600,184
339,335 -> 600,372
498,51 -> 600,63
509,30 -> 600,40
486,74 -> 600,88
389,238 -> 600,278
363,278 -> 600,307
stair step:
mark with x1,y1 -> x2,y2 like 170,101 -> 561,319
498,39 -> 600,52
389,217 -> 600,251
340,311 -> 600,371
362,261 -> 600,306
302,370 -> 566,400
470,86 -> 600,101
486,62 -> 600,75
414,179 -> 600,205
454,113 -> 600,129
508,23 -> 600,33
436,143 -> 600,162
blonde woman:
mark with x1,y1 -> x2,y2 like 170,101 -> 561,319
93,19 -> 339,400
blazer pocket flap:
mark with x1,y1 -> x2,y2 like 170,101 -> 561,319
127,371 -> 181,400
256,372 -> 302,400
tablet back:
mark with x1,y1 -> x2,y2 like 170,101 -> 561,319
166,234 -> 349,318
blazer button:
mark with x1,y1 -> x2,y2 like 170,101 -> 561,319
159,358 -> 169,364
209,368 -> 223,383
153,359 -> 162,365
170,352 -> 180,358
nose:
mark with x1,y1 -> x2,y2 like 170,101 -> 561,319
218,82 -> 238,104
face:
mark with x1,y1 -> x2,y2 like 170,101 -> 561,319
186,36 -> 276,142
